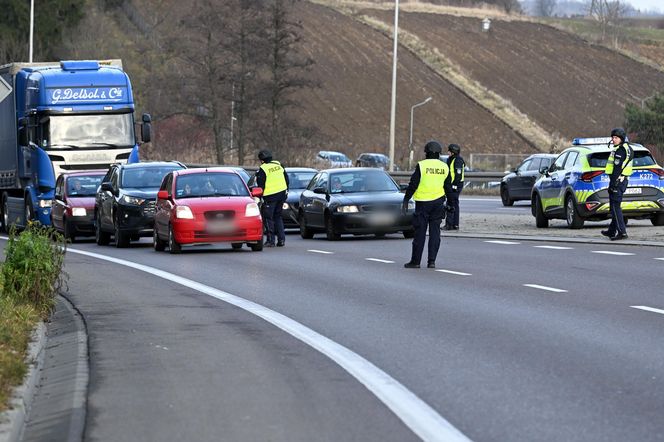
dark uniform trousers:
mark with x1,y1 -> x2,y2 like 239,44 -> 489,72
411,197 -> 445,264
263,191 -> 286,245
445,189 -> 461,227
608,178 -> 628,236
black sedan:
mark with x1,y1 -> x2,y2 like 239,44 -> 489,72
282,167 -> 317,228
298,168 -> 415,240
500,154 -> 557,206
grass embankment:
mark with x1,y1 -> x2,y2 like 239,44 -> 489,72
0,225 -> 66,413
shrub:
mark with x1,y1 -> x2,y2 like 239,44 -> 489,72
2,223 -> 67,316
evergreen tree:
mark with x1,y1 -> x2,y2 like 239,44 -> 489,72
625,92 -> 664,149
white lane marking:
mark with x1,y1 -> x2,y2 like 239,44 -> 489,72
484,240 -> 520,245
307,249 -> 334,255
534,245 -> 573,250
655,258 -> 664,261
65,248 -> 470,442
365,258 -> 394,264
435,269 -> 472,276
459,198 -> 498,202
631,306 -> 664,316
591,251 -> 635,256
523,284 -> 568,293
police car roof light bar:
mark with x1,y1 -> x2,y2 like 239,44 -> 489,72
572,136 -> 628,146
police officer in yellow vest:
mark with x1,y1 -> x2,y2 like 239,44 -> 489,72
601,127 -> 633,241
256,149 -> 289,247
443,143 -> 465,231
402,141 -> 450,269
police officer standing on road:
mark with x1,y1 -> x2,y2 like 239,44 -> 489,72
255,150 -> 289,247
402,141 -> 450,269
601,127 -> 633,241
443,143 -> 465,231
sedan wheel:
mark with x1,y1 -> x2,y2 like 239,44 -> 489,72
501,185 -> 514,206
95,214 -> 110,245
299,212 -> 314,239
168,225 -> 181,254
63,219 -> 75,243
153,227 -> 166,251
249,236 -> 263,252
115,222 -> 130,248
325,215 -> 340,241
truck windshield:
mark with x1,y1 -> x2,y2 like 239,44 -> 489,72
45,114 -> 134,149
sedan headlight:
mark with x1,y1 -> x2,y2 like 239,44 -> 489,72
336,205 -> 359,213
176,206 -> 194,219
71,207 -> 87,217
245,202 -> 261,217
282,202 -> 290,210
39,199 -> 53,208
122,195 -> 146,205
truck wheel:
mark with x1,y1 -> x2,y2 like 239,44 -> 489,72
652,213 -> 664,226
95,214 -> 111,246
565,195 -> 584,229
534,195 -> 549,228
24,197 -> 35,226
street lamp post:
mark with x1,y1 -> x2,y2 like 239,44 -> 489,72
29,0 -> 35,62
408,97 -> 432,170
388,0 -> 400,172
230,82 -> 235,153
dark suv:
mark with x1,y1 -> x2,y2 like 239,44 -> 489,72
356,153 -> 390,169
95,162 -> 185,247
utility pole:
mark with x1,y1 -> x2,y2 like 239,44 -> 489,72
388,0 -> 399,172
29,0 -> 35,62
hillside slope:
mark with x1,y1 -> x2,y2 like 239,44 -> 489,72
366,9 -> 664,139
288,1 -> 535,164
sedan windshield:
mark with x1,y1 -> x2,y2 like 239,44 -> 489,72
122,167 -> 182,189
175,173 -> 249,198
287,171 -> 316,189
67,175 -> 103,197
330,170 -> 398,193
46,114 -> 134,149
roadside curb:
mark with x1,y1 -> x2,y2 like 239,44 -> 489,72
441,231 -> 664,248
0,323 -> 47,442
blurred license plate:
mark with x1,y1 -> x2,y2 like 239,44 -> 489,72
624,187 -> 642,194
368,213 -> 394,225
207,221 -> 235,234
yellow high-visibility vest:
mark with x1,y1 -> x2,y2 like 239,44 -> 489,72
260,161 -> 287,196
605,143 -> 634,177
450,157 -> 465,183
413,159 -> 448,201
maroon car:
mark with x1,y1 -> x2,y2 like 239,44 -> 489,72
51,171 -> 106,242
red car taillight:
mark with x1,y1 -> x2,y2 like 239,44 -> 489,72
581,171 -> 604,182
647,168 -> 664,179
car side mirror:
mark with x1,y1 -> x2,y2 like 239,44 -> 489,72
313,187 -> 327,194
101,182 -> 114,193
141,113 -> 152,144
539,166 -> 549,175
250,187 -> 263,197
157,190 -> 169,200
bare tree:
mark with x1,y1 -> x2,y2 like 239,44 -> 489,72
587,0 -> 628,44
535,0 -> 557,16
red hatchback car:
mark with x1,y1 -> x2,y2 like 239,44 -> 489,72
51,170 -> 106,242
153,168 -> 264,253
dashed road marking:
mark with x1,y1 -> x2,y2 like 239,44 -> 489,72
307,249 -> 334,254
591,251 -> 635,256
435,270 -> 472,276
534,245 -> 573,250
484,240 -> 520,245
523,284 -> 568,293
631,305 -> 664,316
655,258 -> 664,261
365,258 -> 394,264
62,247 -> 470,442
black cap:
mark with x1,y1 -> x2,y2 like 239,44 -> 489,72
258,149 -> 273,161
424,141 -> 443,154
610,128 -> 626,143
448,143 -> 461,155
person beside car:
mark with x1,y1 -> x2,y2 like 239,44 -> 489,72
443,143 -> 465,231
402,140 -> 449,269
601,127 -> 634,241
255,149 -> 289,247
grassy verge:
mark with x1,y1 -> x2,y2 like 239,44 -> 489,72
0,224 -> 66,413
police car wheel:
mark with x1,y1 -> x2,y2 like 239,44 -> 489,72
534,196 -> 549,228
565,195 -> 584,229
652,213 -> 664,226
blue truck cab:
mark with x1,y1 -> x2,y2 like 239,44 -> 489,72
0,59 -> 151,229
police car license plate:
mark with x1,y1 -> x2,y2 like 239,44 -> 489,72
368,213 -> 394,225
624,187 -> 642,195
207,221 -> 235,234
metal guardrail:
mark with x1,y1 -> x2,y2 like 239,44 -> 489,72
185,164 -> 506,187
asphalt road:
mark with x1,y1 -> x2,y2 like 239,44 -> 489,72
18,232 -> 664,441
